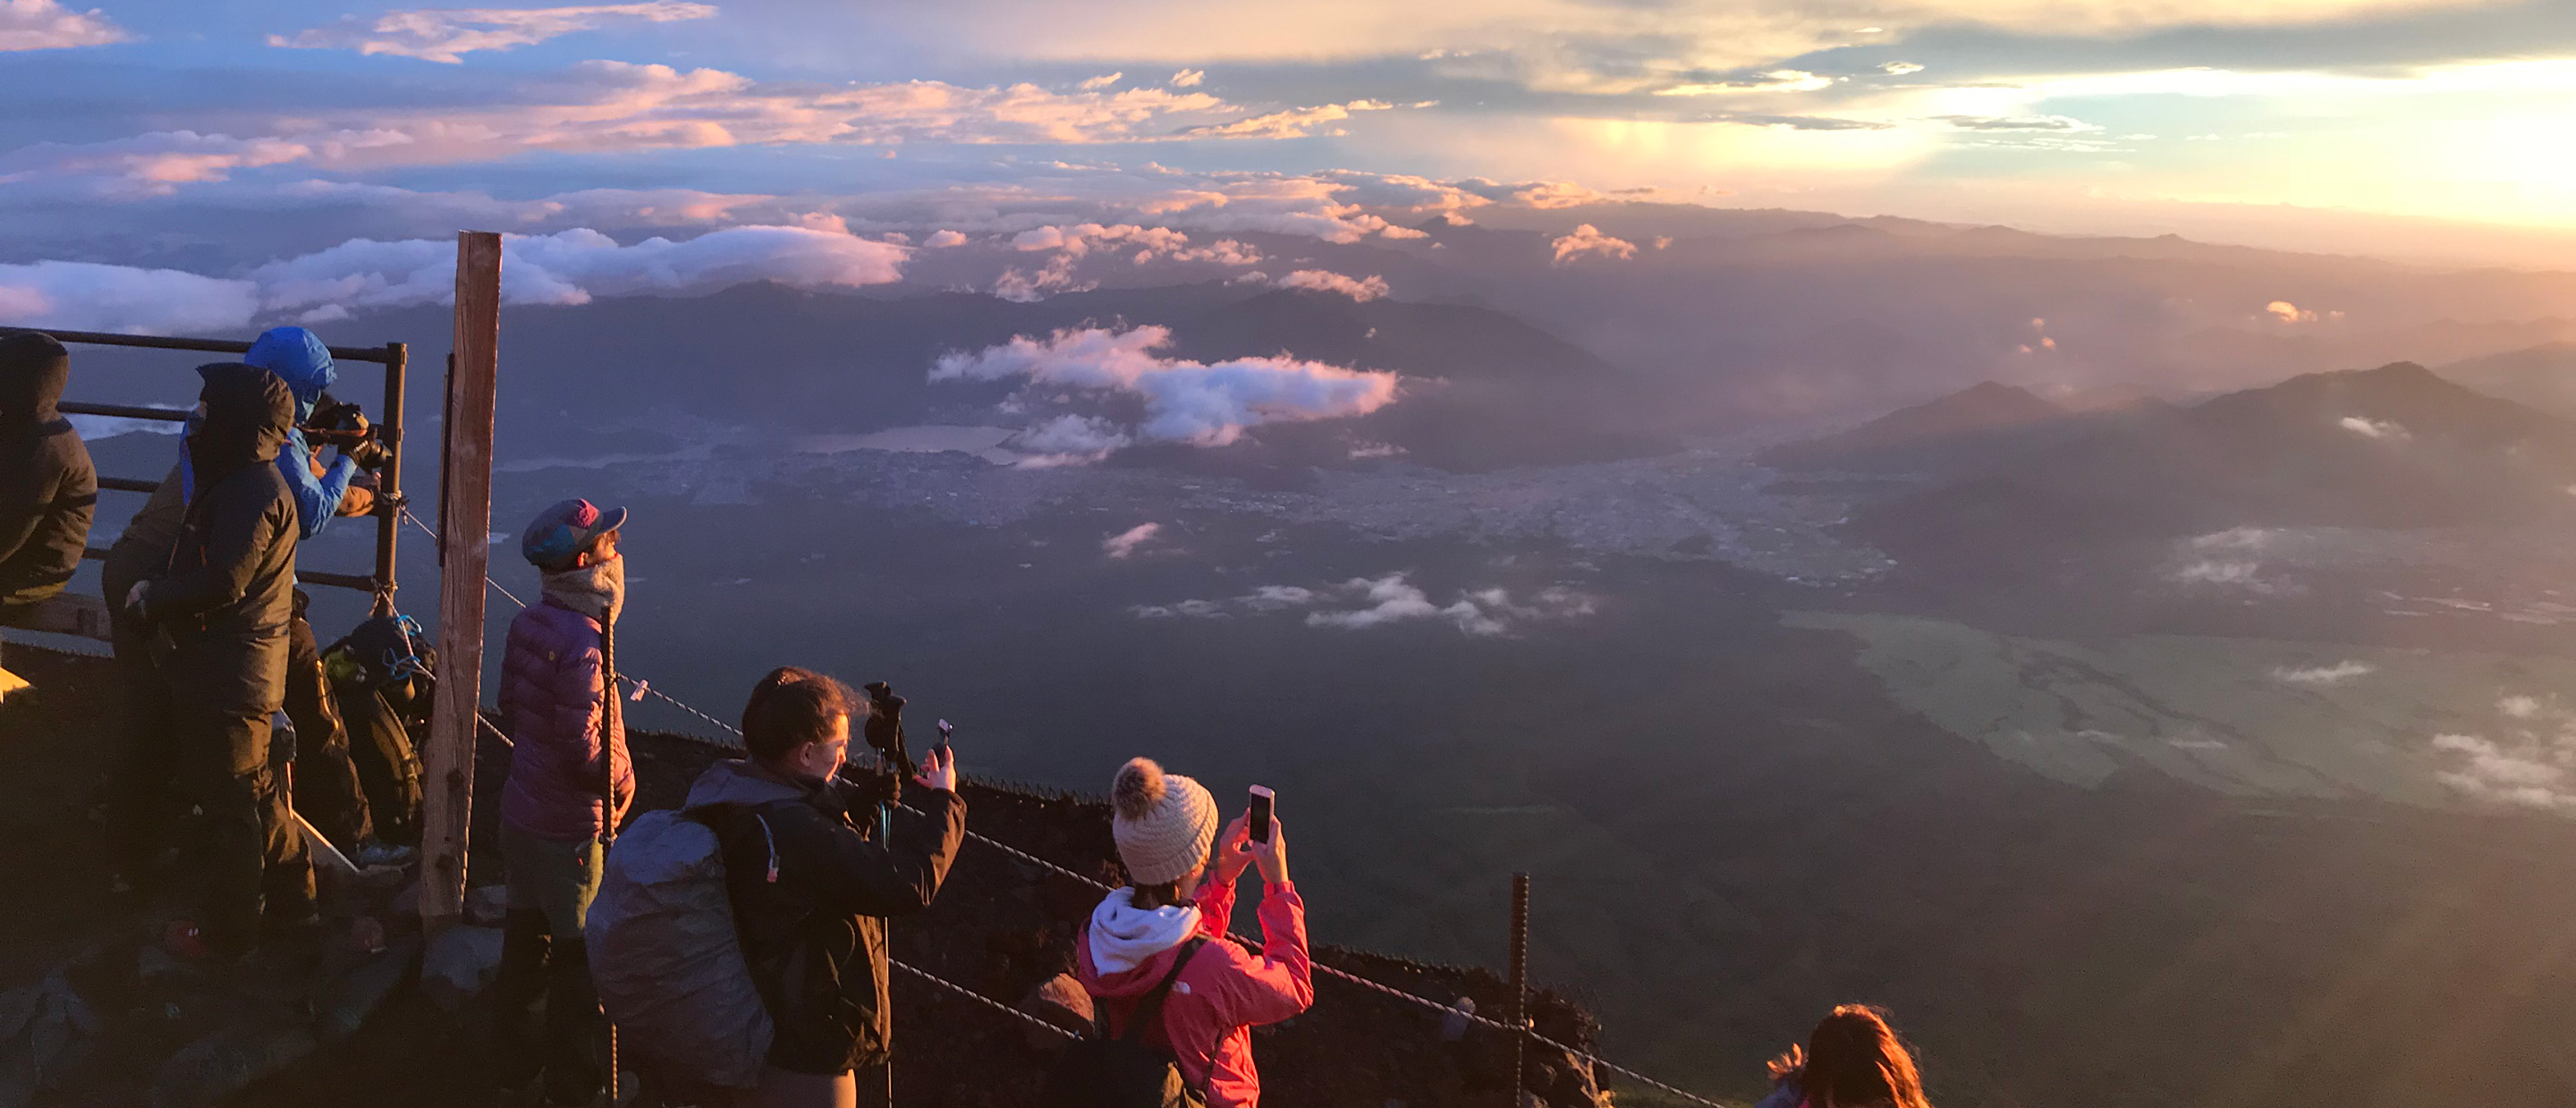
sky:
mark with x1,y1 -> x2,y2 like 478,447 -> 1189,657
2,0 -> 2572,300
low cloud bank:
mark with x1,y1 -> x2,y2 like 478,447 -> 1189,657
1133,572 -> 1595,637
0,260 -> 260,334
932,326 -> 1396,449
0,225 -> 908,332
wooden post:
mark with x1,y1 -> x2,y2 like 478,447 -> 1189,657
1507,872 -> 1530,1108
421,232 -> 503,935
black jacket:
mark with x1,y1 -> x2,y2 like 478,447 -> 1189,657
0,332 -> 96,613
683,758 -> 965,1076
146,365 -> 298,715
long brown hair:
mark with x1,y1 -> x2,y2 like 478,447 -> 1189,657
1801,1005 -> 1930,1108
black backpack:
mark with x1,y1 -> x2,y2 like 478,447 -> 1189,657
1046,938 -> 1210,1108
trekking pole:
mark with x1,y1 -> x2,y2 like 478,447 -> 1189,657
599,620 -> 623,1105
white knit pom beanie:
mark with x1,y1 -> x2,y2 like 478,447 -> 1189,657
1111,757 -> 1219,886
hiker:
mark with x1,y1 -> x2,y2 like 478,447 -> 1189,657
685,667 -> 964,1107
104,328 -> 387,883
0,331 -> 97,694
124,364 -> 314,958
1072,757 -> 1311,1107
494,497 -> 636,1105
1757,1005 -> 1934,1108
242,326 -> 381,537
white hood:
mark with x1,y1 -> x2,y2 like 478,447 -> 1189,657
1087,887 -> 1203,975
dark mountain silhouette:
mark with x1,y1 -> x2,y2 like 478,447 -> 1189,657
2440,341 -> 2576,419
1856,362 -> 2576,571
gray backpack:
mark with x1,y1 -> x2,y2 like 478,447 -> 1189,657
586,808 -> 774,1090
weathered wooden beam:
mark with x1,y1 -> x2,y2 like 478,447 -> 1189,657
420,232 -> 503,936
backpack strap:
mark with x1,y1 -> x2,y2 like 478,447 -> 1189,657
1112,936 -> 1208,1045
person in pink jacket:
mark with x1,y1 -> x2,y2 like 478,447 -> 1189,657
1076,757 -> 1312,1107
493,497 -> 635,1105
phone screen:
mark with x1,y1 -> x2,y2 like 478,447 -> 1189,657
1248,785 -> 1275,844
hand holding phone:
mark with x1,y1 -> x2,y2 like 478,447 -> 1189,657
1247,785 -> 1274,844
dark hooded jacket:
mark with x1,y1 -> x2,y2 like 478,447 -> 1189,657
144,364 -> 299,713
684,758 -> 964,1076
0,332 -> 97,613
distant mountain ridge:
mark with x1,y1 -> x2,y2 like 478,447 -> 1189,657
1763,381 -> 2072,475
340,280 -> 1667,472
2440,342 -> 2576,419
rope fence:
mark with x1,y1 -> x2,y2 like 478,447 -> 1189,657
394,505 -> 1726,1108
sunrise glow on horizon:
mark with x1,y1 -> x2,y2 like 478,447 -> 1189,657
1,0 -> 2572,271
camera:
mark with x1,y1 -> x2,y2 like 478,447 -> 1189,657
303,394 -> 391,469
861,681 -> 912,777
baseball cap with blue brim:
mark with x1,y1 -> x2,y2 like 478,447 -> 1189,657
521,498 -> 627,569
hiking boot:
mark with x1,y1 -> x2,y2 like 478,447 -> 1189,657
352,841 -> 419,867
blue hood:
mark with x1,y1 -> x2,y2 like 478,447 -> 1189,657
243,326 -> 336,420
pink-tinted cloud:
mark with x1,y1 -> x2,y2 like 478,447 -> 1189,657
1550,223 -> 1638,262
0,131 -> 310,194
1102,522 -> 1162,557
269,3 -> 717,63
1273,269 -> 1387,300
0,0 -> 124,51
931,325 -> 1398,446
2,64 -> 1437,189
1179,98 -> 1395,140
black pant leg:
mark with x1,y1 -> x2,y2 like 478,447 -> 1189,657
106,609 -> 179,877
542,936 -> 604,1104
284,614 -> 370,848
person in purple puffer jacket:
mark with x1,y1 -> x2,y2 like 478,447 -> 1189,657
493,497 -> 635,1105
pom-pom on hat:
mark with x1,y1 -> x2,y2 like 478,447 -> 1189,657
1111,757 -> 1218,886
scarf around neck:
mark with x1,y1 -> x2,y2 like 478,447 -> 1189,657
541,554 -> 624,624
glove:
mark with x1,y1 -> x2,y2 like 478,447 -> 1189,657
346,439 -> 392,470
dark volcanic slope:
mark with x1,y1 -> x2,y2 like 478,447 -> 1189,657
1763,380 -> 2069,475
1856,362 -> 2576,572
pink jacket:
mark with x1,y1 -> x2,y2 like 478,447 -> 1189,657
496,598 -> 632,841
1077,879 -> 1313,1108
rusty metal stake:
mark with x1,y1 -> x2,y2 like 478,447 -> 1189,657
1508,872 -> 1530,1108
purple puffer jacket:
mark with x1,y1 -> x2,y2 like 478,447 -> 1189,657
498,597 -> 634,842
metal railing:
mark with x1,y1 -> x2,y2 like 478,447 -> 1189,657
4,326 -> 411,603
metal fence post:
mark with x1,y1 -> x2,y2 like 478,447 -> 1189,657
373,341 -> 406,612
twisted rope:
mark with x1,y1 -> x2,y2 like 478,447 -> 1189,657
890,960 -> 1080,1042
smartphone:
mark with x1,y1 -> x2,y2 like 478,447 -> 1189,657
933,719 -> 954,761
1248,785 -> 1275,845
